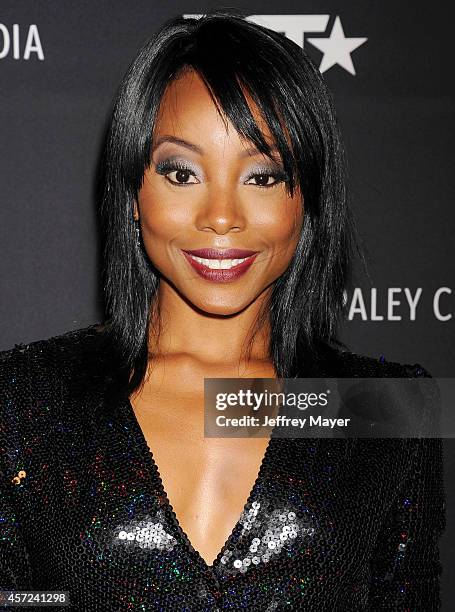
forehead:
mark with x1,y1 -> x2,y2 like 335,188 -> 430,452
153,69 -> 275,148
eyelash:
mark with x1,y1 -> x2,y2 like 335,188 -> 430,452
154,160 -> 289,189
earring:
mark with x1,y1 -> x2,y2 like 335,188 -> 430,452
134,218 -> 141,248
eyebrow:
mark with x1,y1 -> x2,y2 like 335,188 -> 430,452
151,135 -> 280,159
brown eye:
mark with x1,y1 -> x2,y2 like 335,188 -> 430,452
168,169 -> 197,184
155,161 -> 199,186
245,172 -> 285,188
254,174 -> 276,186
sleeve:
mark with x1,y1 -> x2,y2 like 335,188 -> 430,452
0,465 -> 33,589
368,364 -> 446,610
0,346 -> 33,589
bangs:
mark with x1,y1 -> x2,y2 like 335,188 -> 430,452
177,63 -> 297,196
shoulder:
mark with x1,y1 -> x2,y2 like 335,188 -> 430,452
311,342 -> 439,438
312,340 -> 432,378
0,322 -> 106,372
0,324 -> 115,479
0,323 -> 114,407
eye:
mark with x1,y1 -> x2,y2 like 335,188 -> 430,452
244,170 -> 289,189
155,160 -> 200,186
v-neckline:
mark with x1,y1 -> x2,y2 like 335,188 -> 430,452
121,393 -> 279,571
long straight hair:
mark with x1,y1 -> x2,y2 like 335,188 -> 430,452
99,9 -> 361,394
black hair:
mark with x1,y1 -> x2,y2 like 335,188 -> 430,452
99,8 -> 361,394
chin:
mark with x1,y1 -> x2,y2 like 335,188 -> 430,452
193,295 -> 254,316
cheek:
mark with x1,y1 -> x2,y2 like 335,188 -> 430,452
137,179 -> 193,242
261,199 -> 303,248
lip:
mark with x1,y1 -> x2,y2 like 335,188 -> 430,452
182,248 -> 259,259
181,249 -> 259,283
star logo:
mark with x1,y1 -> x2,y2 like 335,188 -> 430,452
307,16 -> 367,75
183,14 -> 368,77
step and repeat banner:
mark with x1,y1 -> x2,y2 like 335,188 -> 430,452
1,0 -> 453,607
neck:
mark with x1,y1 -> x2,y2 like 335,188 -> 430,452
147,280 -> 273,366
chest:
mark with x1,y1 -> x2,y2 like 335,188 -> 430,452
19,404 -> 410,610
125,357 -> 282,564
130,388 -> 272,565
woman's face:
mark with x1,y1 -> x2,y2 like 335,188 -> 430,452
136,69 -> 304,315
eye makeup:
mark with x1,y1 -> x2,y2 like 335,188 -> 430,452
243,165 -> 289,187
154,157 -> 201,178
154,157 -> 289,188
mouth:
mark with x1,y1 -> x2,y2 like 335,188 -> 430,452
182,247 -> 259,259
180,248 -> 259,282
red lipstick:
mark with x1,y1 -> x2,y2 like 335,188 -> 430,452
180,248 -> 259,282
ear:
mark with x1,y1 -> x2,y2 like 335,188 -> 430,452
133,200 -> 139,221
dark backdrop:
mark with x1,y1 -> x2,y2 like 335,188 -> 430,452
1,1 -> 454,607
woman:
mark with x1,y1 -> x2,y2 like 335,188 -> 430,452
0,10 -> 445,611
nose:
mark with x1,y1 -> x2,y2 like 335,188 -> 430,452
195,186 -> 246,234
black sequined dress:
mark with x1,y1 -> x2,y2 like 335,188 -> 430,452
0,325 -> 445,611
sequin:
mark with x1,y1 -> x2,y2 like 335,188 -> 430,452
0,324 -> 446,610
218,497 -> 313,577
113,514 -> 178,552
